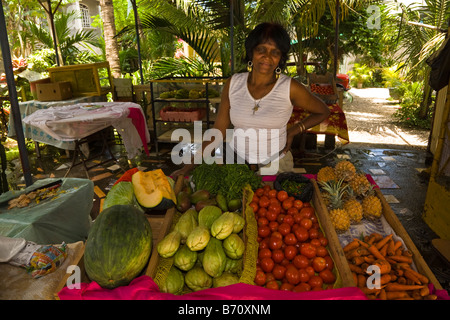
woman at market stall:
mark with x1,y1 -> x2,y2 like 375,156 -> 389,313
171,22 -> 329,177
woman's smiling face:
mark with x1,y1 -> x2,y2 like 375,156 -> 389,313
251,39 -> 282,74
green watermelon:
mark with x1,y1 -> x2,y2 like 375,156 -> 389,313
84,204 -> 153,289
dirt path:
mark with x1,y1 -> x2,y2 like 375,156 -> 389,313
342,88 -> 430,149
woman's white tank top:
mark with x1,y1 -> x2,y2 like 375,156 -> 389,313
228,72 -> 293,164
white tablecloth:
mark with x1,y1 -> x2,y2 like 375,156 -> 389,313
22,102 -> 150,159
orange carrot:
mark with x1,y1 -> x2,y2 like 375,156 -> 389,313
364,255 -> 375,264
379,289 -> 387,300
352,272 -> 358,286
393,240 -> 403,252
368,244 -> 385,260
386,291 -> 409,300
395,248 -> 403,256
357,274 -> 366,288
380,274 -> 392,285
397,276 -> 407,285
401,267 -> 429,284
352,256 -> 366,266
420,286 -> 430,297
389,255 -> 413,264
360,287 -> 381,295
385,283 -> 425,292
375,233 -> 393,250
403,268 -> 422,284
356,239 -> 370,248
349,263 -> 363,274
387,239 -> 395,256
379,242 -> 389,256
402,249 -> 413,257
373,259 -> 392,274
343,239 -> 360,253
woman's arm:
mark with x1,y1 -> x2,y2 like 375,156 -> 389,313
170,78 -> 232,178
281,78 -> 330,154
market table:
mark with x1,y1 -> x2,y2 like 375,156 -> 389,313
8,96 -> 106,150
21,100 -> 150,156
0,178 -> 93,245
289,103 -> 350,145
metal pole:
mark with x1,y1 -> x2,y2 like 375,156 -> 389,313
230,0 -> 234,74
131,0 -> 144,85
334,0 -> 339,79
0,3 -> 33,187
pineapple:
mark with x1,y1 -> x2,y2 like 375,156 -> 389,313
317,166 -> 336,183
334,160 -> 356,182
362,194 -> 382,219
343,190 -> 363,224
348,172 -> 371,197
320,179 -> 351,232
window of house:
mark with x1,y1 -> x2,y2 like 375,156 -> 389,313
80,3 -> 91,28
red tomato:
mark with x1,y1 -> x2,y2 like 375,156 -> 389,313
254,270 -> 267,286
316,245 -> 329,257
278,222 -> 291,236
282,199 -> 294,210
249,201 -> 259,214
283,214 -> 294,226
300,207 -> 315,218
308,228 -> 320,239
305,266 -> 315,277
266,210 -> 278,222
271,249 -> 284,264
255,188 -> 264,197
293,200 -> 304,210
293,282 -> 311,292
300,243 -> 317,259
318,236 -> 329,247
293,255 -> 310,269
276,213 -> 285,224
272,264 -> 287,280
284,245 -> 298,261
258,248 -> 272,260
310,238 -> 321,247
319,269 -> 337,284
277,190 -> 289,202
268,236 -> 283,250
259,196 -> 270,208
285,266 -> 301,285
258,225 -> 271,238
312,257 -> 327,272
260,257 -> 275,273
268,221 -> 279,232
298,268 -> 310,283
283,233 -> 297,246
308,275 -> 324,289
265,272 -> 275,283
268,189 -> 278,199
271,231 -> 283,240
257,207 -> 267,218
257,217 -> 269,227
287,207 -> 299,216
294,226 -> 309,242
265,280 -> 279,290
300,218 -> 313,230
324,256 -> 335,270
280,282 -> 294,291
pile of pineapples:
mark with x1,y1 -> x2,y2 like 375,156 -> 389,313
317,160 -> 382,233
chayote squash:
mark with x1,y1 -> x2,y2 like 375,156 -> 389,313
212,272 -> 240,288
160,266 -> 184,295
185,267 -> 212,292
222,234 -> 245,259
198,205 -> 222,229
173,244 -> 197,271
210,211 -> 235,240
202,237 -> 226,278
224,257 -> 243,274
157,230 -> 181,258
174,209 -> 198,243
232,212 -> 245,233
186,226 -> 210,251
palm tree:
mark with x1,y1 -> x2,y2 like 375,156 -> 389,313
99,0 -> 121,78
27,10 -> 101,65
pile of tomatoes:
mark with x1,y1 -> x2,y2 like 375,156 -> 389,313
250,184 -> 336,292
310,83 -> 335,96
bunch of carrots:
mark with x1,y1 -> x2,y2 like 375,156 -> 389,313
343,232 -> 437,300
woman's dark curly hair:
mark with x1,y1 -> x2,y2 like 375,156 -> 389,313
244,22 -> 291,70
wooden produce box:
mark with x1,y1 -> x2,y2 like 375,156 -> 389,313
36,81 -> 73,101
48,62 -> 113,97
311,179 -> 443,291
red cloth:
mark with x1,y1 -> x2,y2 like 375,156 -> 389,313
127,107 -> 150,156
58,275 -> 369,300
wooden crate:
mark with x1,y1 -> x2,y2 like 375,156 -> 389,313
311,179 -> 443,290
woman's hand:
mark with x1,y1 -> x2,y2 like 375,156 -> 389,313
281,128 -> 297,155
